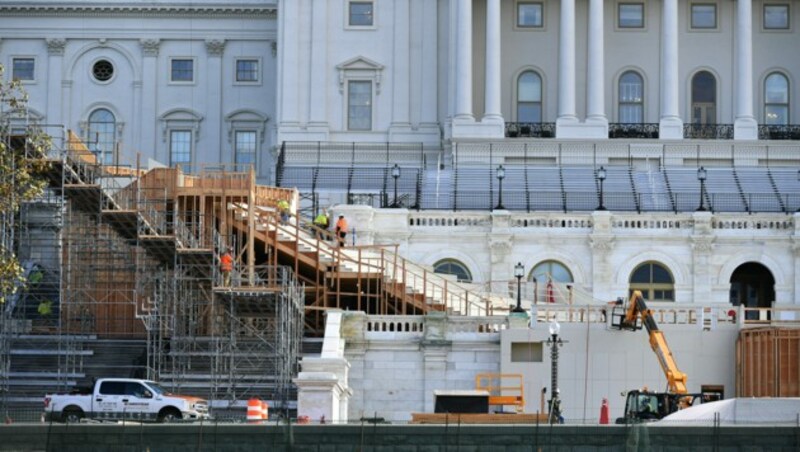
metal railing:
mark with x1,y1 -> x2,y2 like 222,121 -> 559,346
684,124 -> 734,139
608,123 -> 660,139
505,122 -> 556,138
758,124 -> 800,140
418,190 -> 799,213
234,204 -> 495,317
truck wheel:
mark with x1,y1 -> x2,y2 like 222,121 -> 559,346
63,408 -> 84,424
158,408 -> 182,423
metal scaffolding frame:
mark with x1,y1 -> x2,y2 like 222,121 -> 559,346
2,130 -> 305,413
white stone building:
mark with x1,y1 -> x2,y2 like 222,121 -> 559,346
3,0 -> 800,421
277,0 -> 800,142
0,0 -> 278,182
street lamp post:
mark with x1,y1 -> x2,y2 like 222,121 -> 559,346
697,166 -> 707,212
546,320 -> 564,424
495,165 -> 505,210
596,166 -> 607,211
513,262 -> 525,312
391,164 -> 401,208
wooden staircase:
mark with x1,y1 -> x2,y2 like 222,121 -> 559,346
49,131 -> 498,336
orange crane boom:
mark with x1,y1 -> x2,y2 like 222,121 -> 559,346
614,290 -> 688,395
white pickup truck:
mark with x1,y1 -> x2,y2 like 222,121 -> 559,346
43,378 -> 210,423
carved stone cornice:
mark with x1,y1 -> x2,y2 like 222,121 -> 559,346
205,39 -> 226,56
46,38 -> 66,56
139,38 -> 160,57
0,4 -> 277,18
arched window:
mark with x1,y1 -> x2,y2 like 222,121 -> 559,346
629,262 -> 674,302
618,71 -> 644,123
517,71 -> 542,122
530,260 -> 573,283
88,108 -> 116,165
433,259 -> 473,283
691,71 -> 716,125
764,73 -> 789,125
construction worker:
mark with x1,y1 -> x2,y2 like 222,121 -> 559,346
335,215 -> 348,247
277,200 -> 290,225
220,247 -> 233,287
313,210 -> 330,240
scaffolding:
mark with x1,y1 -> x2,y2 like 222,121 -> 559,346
2,130 -> 305,412
3,127 -> 494,413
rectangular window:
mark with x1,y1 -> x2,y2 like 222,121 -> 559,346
618,3 -> 644,28
517,2 -> 544,28
511,342 -> 543,362
349,1 -> 374,26
764,5 -> 789,29
12,58 -> 35,81
170,130 -> 192,172
236,59 -> 259,82
170,59 -> 194,82
691,4 -> 717,29
347,80 -> 372,131
235,131 -> 257,166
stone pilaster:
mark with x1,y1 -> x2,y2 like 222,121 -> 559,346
204,39 -> 225,162
421,312 -> 450,413
139,38 -> 160,160
45,38 -> 66,126
589,210 -> 614,300
691,212 -> 715,303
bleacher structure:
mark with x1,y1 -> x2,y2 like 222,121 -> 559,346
2,130 -> 498,415
276,142 -> 800,214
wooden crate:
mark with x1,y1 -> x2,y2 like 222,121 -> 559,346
737,327 -> 800,397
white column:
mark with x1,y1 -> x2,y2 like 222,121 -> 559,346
482,0 -> 502,124
586,0 -> 606,124
734,0 -> 757,139
454,0 -> 473,121
557,0 -> 577,123
659,0 -> 683,139
277,0 -> 300,141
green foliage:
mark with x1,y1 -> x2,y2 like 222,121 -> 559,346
0,63 -> 52,304
37,299 -> 53,316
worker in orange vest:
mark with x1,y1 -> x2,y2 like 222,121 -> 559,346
220,247 -> 233,286
335,215 -> 348,247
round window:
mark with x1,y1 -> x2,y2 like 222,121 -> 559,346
92,60 -> 114,82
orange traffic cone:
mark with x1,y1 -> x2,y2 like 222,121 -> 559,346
599,398 -> 610,424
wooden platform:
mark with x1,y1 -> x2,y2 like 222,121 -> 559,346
410,413 -> 549,424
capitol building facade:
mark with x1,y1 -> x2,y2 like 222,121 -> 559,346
2,0 -> 800,311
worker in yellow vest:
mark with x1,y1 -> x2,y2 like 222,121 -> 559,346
277,200 -> 290,225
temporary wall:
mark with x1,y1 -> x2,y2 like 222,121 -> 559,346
737,327 -> 800,397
